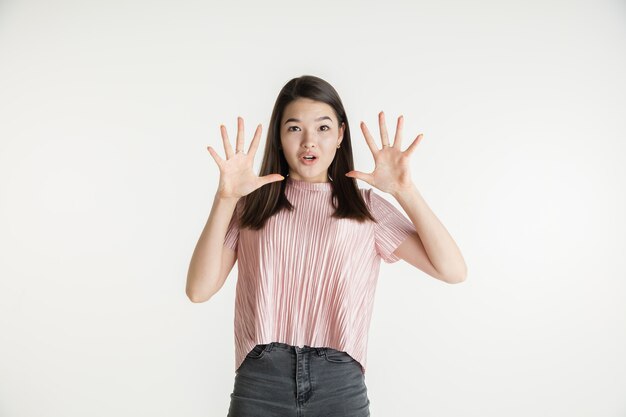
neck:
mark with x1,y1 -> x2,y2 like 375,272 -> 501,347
286,176 -> 333,191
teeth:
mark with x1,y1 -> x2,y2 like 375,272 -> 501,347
303,156 -> 315,160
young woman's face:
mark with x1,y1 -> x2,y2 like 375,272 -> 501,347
280,98 -> 345,182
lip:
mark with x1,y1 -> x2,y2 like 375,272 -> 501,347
299,153 -> 318,165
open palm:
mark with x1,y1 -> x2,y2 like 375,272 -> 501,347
207,117 -> 284,199
346,111 -> 423,195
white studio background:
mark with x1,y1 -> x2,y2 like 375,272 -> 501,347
1,0 -> 625,416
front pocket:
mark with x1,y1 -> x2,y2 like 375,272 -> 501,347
245,344 -> 269,360
323,348 -> 355,363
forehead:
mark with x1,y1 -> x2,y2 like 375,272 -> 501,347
282,98 -> 336,122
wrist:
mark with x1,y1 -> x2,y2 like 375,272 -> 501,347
215,189 -> 240,203
391,182 -> 418,200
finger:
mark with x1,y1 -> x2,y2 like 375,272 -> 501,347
207,145 -> 224,168
236,116 -> 245,154
379,111 -> 390,147
360,121 -> 380,155
345,170 -> 374,185
247,123 -> 262,157
405,133 -> 424,156
393,115 -> 404,149
259,173 -> 286,187
220,124 -> 235,159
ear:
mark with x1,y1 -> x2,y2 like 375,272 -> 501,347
338,122 -> 345,146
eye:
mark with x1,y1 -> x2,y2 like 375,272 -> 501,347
287,126 -> 300,132
320,125 -> 330,131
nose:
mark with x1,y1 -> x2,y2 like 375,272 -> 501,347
301,130 -> 317,149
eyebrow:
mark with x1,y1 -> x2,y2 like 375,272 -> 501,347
284,116 -> 333,125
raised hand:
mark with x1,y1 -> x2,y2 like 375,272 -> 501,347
345,111 -> 423,195
207,116 -> 284,199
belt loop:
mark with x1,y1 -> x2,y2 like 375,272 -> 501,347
266,342 -> 275,352
315,347 -> 326,357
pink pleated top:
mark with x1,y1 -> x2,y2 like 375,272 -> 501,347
223,176 -> 415,374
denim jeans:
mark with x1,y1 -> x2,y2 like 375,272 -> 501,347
227,342 -> 370,417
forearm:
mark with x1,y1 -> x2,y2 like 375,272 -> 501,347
186,192 -> 239,301
392,183 -> 467,281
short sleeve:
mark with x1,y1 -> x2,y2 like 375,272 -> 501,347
368,189 -> 415,263
223,201 -> 241,252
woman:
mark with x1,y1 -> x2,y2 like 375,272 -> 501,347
186,75 -> 467,416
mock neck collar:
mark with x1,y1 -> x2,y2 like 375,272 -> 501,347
286,176 -> 333,191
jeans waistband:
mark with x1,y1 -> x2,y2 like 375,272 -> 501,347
265,341 -> 326,356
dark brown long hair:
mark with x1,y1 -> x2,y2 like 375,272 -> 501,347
238,75 -> 376,230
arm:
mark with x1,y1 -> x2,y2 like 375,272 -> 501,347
347,111 -> 467,284
187,116 -> 283,301
392,183 -> 467,284
185,192 -> 239,302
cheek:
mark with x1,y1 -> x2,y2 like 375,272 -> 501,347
323,143 -> 339,155
281,144 -> 298,158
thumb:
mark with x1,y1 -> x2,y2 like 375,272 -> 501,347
345,171 -> 371,183
260,174 -> 286,186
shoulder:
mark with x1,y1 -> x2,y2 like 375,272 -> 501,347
356,187 -> 391,213
358,187 -> 373,206
362,187 -> 388,208
363,188 -> 403,220
232,198 -> 245,222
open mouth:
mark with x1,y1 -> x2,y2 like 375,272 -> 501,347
300,155 -> 318,164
